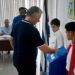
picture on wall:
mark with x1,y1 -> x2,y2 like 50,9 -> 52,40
68,0 -> 75,19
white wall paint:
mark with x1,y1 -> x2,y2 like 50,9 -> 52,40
48,0 -> 75,32
56,0 -> 75,33
48,0 -> 75,47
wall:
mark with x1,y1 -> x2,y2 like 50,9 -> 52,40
57,0 -> 75,32
48,0 -> 75,47
48,0 -> 75,33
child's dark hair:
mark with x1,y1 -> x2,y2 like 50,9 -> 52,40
65,22 -> 75,32
50,18 -> 60,26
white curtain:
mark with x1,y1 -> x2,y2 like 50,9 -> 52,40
0,0 -> 26,26
0,0 -> 43,30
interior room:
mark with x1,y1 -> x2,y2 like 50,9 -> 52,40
0,0 -> 75,75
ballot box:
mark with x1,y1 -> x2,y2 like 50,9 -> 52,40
46,47 -> 67,75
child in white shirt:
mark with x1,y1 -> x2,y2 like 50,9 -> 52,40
49,18 -> 64,59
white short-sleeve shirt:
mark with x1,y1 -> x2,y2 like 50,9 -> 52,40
66,44 -> 75,74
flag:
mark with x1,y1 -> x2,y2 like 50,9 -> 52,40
42,0 -> 50,45
41,0 -> 50,73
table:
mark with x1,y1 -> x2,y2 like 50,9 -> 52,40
0,35 -> 13,52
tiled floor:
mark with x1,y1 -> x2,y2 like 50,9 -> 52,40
0,51 -> 18,75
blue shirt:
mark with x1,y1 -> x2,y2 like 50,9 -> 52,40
12,15 -> 23,25
11,20 -> 44,66
0,26 -> 12,35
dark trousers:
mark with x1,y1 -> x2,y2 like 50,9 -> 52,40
14,63 -> 36,75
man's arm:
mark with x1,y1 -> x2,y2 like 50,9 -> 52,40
39,44 -> 58,53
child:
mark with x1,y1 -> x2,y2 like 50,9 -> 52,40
50,18 -> 64,48
65,22 -> 75,75
46,18 -> 66,75
49,18 -> 64,59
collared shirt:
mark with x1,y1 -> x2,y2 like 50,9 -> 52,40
49,30 -> 64,48
49,30 -> 64,59
12,15 -> 23,25
0,26 -> 12,35
54,30 -> 64,48
11,20 -> 44,65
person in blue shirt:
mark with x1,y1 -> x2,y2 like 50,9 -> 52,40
0,19 -> 12,54
11,6 -> 58,75
0,19 -> 12,35
12,7 -> 28,25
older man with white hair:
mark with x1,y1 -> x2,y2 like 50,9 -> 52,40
11,6 -> 58,75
